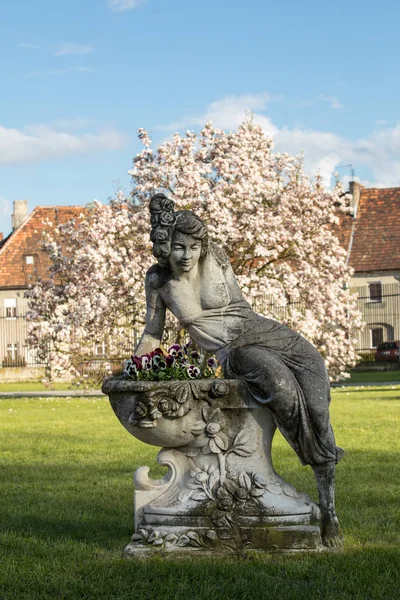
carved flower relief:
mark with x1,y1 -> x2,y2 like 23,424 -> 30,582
211,471 -> 268,527
186,465 -> 210,488
178,462 -> 219,503
159,211 -> 175,227
128,383 -> 194,427
189,407 -> 228,456
130,528 -> 218,550
149,195 -> 175,223
149,194 -> 176,261
209,380 -> 229,398
128,399 -> 161,427
224,472 -> 266,504
156,382 -> 193,418
157,396 -> 189,419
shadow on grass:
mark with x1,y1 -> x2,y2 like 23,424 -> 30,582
1,445 -> 399,600
0,536 -> 399,600
1,448 -> 399,552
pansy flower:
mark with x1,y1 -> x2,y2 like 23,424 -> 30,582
186,364 -> 201,379
123,342 -> 219,382
131,355 -> 142,371
168,344 -> 181,357
150,348 -> 164,357
152,354 -> 167,371
123,359 -> 136,377
165,354 -> 175,368
141,354 -> 152,370
207,357 -> 217,370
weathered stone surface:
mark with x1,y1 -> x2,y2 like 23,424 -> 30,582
101,193 -> 345,554
103,377 -> 324,556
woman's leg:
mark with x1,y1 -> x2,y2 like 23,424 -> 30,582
225,346 -> 343,546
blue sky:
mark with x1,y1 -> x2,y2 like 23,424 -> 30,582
1,0 -> 400,236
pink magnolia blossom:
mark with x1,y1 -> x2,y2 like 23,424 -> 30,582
26,117 -> 363,382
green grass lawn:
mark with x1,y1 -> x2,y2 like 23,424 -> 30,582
1,388 -> 399,599
347,370 -> 400,384
0,382 -> 86,392
0,367 -> 398,393
0,368 -> 399,394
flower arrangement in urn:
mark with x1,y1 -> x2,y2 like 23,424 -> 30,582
123,341 -> 218,381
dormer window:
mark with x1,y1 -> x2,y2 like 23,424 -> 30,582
25,255 -> 34,265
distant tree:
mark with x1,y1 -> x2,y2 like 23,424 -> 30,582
27,117 -> 362,382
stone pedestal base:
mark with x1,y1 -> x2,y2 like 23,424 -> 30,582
125,525 -> 322,557
102,377 -> 325,556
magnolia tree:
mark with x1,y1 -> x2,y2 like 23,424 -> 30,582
26,198 -> 153,381
26,117 -> 363,382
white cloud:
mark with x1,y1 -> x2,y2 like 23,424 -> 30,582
0,124 -> 128,164
107,0 -> 145,11
53,43 -> 94,56
156,94 -> 400,188
157,93 -> 278,137
319,95 -> 344,110
276,127 -> 347,186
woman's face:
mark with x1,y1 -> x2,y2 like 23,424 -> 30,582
169,232 -> 202,274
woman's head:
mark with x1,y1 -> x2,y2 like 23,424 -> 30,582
149,194 -> 208,269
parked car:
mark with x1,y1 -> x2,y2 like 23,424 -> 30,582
375,341 -> 400,362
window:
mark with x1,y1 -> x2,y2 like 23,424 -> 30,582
369,281 -> 382,302
6,343 -> 18,360
371,327 -> 384,348
4,298 -> 17,318
95,342 -> 108,356
25,255 -> 34,265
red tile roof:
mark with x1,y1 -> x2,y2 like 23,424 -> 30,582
0,206 -> 85,289
1,187 -> 399,289
347,187 -> 400,273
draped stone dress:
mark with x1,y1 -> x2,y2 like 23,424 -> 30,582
179,301 -> 343,467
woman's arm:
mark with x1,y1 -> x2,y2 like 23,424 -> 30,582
224,261 -> 247,302
210,243 -> 245,303
134,268 -> 167,355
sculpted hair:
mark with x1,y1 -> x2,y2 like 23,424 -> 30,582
173,210 -> 209,257
148,194 -> 209,267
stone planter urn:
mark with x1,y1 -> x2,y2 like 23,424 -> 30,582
102,376 -> 324,556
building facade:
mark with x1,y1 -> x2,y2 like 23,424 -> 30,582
0,202 -> 84,367
1,185 -> 399,367
337,183 -> 400,352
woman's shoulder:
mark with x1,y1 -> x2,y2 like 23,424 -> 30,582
208,242 -> 231,269
145,264 -> 172,290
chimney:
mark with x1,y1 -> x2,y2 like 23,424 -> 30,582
349,181 -> 364,218
0,233 -> 3,242
12,200 -> 28,230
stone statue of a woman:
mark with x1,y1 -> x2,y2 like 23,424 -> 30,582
135,192 -> 344,548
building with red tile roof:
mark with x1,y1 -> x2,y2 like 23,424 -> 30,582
0,203 -> 85,291
0,202 -> 85,367
1,186 -> 399,366
337,182 -> 400,276
337,182 -> 400,351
